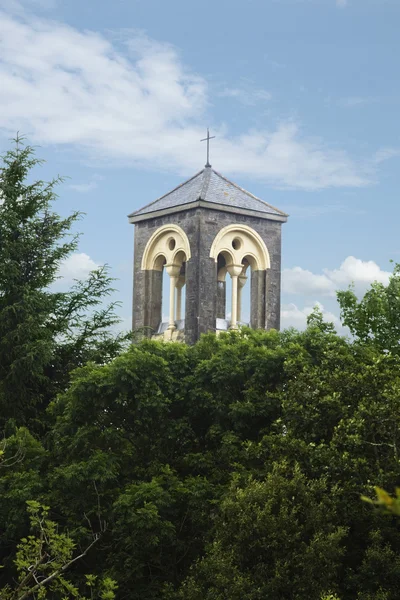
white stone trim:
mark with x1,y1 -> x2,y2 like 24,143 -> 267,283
209,224 -> 270,271
141,224 -> 191,271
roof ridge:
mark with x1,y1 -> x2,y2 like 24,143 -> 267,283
199,166 -> 212,200
128,168 -> 205,218
211,168 -> 288,217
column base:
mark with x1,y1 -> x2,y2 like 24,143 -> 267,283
164,325 -> 176,340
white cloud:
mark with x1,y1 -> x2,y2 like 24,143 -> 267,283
58,252 -> 98,282
282,266 -> 335,296
69,181 -> 98,193
283,256 -> 391,297
0,9 -> 384,191
336,0 -> 347,7
281,301 -> 341,331
325,256 -> 391,290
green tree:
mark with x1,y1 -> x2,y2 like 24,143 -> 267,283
363,487 -> 400,517
0,137 -> 126,429
337,261 -> 400,354
42,324 -> 400,599
180,463 -> 347,600
38,325 -> 400,598
0,501 -> 116,600
2,288 -> 400,598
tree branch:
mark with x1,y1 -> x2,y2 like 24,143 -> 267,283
15,535 -> 99,600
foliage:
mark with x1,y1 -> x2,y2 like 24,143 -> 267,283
0,501 -> 116,600
0,137 -> 127,430
337,261 -> 400,354
180,463 -> 347,600
363,487 -> 400,516
3,317 -> 392,599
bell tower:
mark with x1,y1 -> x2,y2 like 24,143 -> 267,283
128,164 -> 288,344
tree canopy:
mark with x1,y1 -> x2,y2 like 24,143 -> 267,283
2,321 -> 400,599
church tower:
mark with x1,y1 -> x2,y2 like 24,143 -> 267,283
128,159 -> 288,345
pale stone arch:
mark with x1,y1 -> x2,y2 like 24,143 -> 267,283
141,224 -> 191,339
210,225 -> 270,330
141,224 -> 191,271
209,224 -> 270,271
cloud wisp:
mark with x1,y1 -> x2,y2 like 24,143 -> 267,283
283,256 -> 391,298
218,85 -> 272,106
0,9 -> 385,190
339,96 -> 377,108
69,182 -> 98,193
68,173 -> 104,193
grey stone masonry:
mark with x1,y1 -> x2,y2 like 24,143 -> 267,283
129,167 -> 287,345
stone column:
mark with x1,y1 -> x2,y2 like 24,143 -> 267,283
165,263 -> 181,338
237,270 -> 248,324
227,264 -> 244,330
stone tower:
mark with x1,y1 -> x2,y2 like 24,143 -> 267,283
128,165 -> 288,345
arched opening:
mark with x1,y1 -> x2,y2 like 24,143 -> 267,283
157,251 -> 187,335
210,225 -> 270,331
216,253 -> 251,329
216,253 -> 227,320
216,251 -> 235,330
141,224 -> 191,338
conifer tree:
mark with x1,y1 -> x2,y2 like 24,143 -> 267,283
0,137 -> 126,430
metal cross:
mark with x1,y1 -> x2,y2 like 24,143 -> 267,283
200,128 -> 215,167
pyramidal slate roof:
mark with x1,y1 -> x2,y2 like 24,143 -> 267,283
128,166 -> 288,223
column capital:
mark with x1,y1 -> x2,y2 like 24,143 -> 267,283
165,263 -> 181,278
226,263 -> 243,278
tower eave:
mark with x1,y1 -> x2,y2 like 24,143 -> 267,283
128,201 -> 288,224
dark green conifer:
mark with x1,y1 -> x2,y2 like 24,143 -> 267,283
0,137 -> 126,429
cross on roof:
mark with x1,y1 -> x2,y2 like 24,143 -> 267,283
200,128 -> 215,167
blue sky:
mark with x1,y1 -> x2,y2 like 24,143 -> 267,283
0,0 -> 399,330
